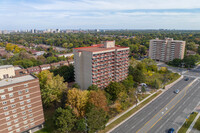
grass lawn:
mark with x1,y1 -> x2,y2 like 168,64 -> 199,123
35,108 -> 56,133
138,93 -> 150,101
178,112 -> 198,133
99,90 -> 162,133
193,114 -> 200,131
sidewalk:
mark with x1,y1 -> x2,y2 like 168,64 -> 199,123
186,113 -> 200,133
106,74 -> 184,132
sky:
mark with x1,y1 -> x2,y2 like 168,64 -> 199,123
1,0 -> 200,30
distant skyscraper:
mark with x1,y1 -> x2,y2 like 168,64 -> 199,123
149,38 -> 185,62
73,41 -> 129,89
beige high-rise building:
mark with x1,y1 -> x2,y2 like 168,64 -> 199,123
149,38 -> 185,62
73,41 -> 129,90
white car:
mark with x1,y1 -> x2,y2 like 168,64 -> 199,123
174,89 -> 180,94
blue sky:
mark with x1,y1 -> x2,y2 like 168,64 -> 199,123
1,0 -> 200,30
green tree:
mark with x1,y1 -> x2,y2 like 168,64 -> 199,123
105,82 -> 126,101
53,65 -> 74,82
86,105 -> 109,133
54,107 -> 76,133
122,75 -> 134,92
88,84 -> 98,91
75,118 -> 86,132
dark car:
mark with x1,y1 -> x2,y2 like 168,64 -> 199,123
168,128 -> 175,133
185,77 -> 189,81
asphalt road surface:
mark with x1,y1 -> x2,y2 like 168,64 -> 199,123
110,77 -> 196,133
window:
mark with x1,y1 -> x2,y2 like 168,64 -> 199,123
1,95 -> 6,100
18,90 -> 22,95
3,106 -> 8,110
24,84 -> 28,87
23,116 -> 27,120
4,112 -> 9,116
8,126 -> 12,131
22,111 -> 26,115
2,101 -> 7,105
25,89 -> 29,93
12,109 -> 17,113
13,114 -> 18,118
27,99 -> 31,103
7,122 -> 11,126
24,125 -> 29,129
16,128 -> 20,132
10,99 -> 15,103
9,131 -> 13,133
8,87 -> 13,91
20,101 -> 24,105
14,119 -> 18,123
19,96 -> 23,100
26,94 -> 30,98
15,124 -> 19,128
29,114 -> 33,117
6,117 -> 10,121
11,104 -> 16,108
0,89 -> 4,93
21,106 -> 25,110
23,120 -> 28,124
28,109 -> 32,112
30,118 -> 34,122
30,123 -> 35,126
9,93 -> 14,98
27,104 -> 31,108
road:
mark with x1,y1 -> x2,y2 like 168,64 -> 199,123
110,77 -> 195,133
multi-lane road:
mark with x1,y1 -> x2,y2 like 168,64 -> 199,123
110,66 -> 200,133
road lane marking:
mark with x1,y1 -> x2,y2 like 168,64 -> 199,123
136,78 -> 198,133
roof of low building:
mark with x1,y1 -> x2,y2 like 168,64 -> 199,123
0,65 -> 13,69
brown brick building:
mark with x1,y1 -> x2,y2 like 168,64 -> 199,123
0,65 -> 44,133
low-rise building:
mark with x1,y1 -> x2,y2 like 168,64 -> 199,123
39,64 -> 51,71
27,66 -> 41,74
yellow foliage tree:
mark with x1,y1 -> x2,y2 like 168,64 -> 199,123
5,43 -> 15,51
67,88 -> 89,117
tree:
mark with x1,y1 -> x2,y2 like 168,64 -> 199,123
88,90 -> 108,111
153,80 -> 160,89
129,66 -> 146,83
86,105 -> 109,133
67,88 -> 89,117
54,107 -> 76,133
53,65 -> 74,82
88,84 -> 98,91
105,82 -> 126,101
37,70 -> 67,107
75,118 -> 86,132
72,83 -> 80,89
122,75 -> 134,93
198,45 -> 200,54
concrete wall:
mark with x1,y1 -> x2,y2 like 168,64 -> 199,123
0,66 -> 15,79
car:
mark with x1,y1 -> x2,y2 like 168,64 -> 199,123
185,77 -> 189,81
174,89 -> 180,94
168,128 -> 175,133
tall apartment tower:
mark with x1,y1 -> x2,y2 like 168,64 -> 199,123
0,65 -> 45,133
149,38 -> 185,62
73,41 -> 129,89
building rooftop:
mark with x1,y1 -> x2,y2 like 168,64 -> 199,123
74,44 -> 128,52
0,74 -> 36,87
14,66 -> 22,70
0,65 -> 13,69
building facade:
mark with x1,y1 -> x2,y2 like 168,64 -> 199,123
73,41 -> 129,89
0,65 -> 44,133
149,38 -> 185,62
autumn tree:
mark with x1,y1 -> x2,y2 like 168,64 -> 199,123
67,88 -> 88,117
88,90 -> 108,111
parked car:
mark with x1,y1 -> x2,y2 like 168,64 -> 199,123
174,89 -> 180,94
168,128 -> 175,133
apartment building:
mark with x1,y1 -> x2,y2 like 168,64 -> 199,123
149,38 -> 185,62
0,65 -> 44,133
73,41 -> 129,90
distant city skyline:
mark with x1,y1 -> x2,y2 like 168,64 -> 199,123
1,0 -> 200,30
